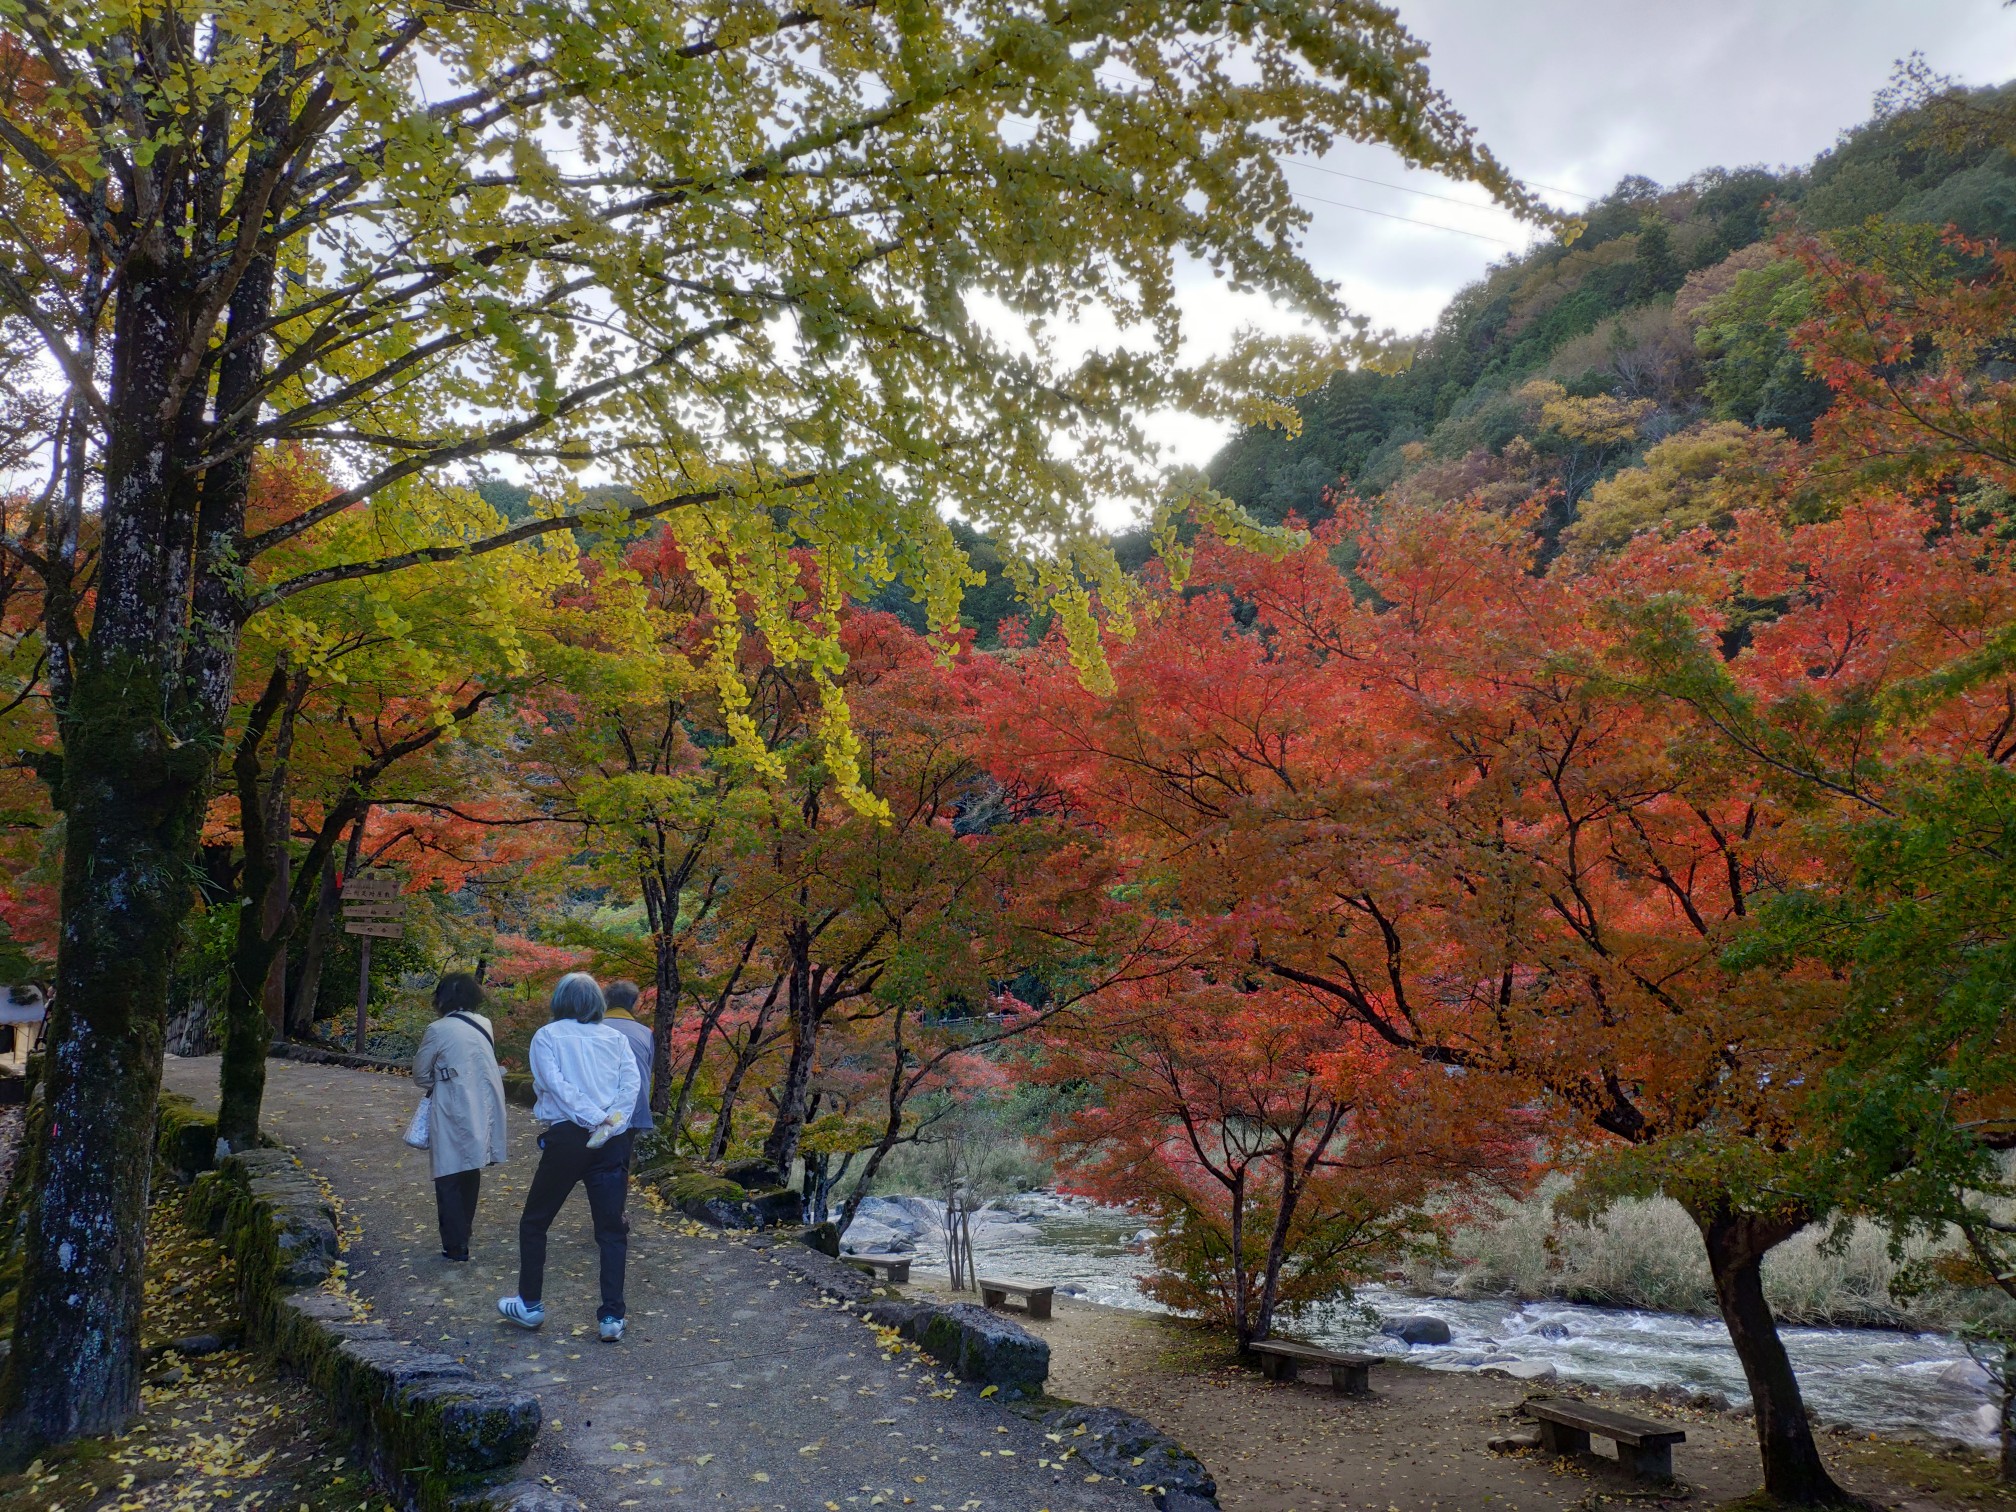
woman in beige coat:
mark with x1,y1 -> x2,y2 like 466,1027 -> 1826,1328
413,973 -> 509,1261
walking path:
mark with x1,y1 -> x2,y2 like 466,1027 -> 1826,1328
163,1056 -> 1145,1512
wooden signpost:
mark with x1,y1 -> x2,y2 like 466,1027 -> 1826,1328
342,871 -> 405,1053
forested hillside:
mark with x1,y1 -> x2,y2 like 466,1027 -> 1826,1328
1208,79 -> 2016,542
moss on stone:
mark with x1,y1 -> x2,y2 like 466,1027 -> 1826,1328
183,1139 -> 538,1509
155,1092 -> 219,1183
663,1173 -> 747,1205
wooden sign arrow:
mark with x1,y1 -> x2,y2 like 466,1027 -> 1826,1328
341,900 -> 405,919
342,873 -> 401,902
343,918 -> 406,939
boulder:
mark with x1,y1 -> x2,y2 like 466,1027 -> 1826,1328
1488,1430 -> 1541,1454
721,1157 -> 785,1190
627,1128 -> 682,1177
796,1222 -> 841,1258
657,1172 -> 806,1230
839,1217 -> 912,1254
1940,1359 -> 1994,1389
659,1172 -> 756,1229
1002,1223 -> 1047,1242
1039,1405 -> 1217,1508
1380,1314 -> 1452,1346
1532,1320 -> 1570,1340
854,1194 -> 935,1235
748,1186 -> 804,1227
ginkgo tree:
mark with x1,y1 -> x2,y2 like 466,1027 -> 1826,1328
0,0 -> 1552,1450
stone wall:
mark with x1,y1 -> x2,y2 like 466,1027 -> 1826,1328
158,1096 -> 557,1511
267,1041 -> 410,1074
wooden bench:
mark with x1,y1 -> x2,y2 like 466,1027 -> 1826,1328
1526,1398 -> 1685,1480
978,1277 -> 1054,1320
1248,1339 -> 1377,1395
842,1253 -> 912,1284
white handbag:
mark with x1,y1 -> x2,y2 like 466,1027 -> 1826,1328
404,1095 -> 432,1150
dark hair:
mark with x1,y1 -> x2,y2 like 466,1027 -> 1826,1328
549,971 -> 607,1024
604,979 -> 641,1013
433,973 -> 485,1017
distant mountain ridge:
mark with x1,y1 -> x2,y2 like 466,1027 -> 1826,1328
1207,80 -> 2016,533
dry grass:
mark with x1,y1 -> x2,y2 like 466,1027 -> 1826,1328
1416,1176 -> 2005,1329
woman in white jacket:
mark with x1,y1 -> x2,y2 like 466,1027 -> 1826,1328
411,973 -> 507,1261
497,972 -> 640,1341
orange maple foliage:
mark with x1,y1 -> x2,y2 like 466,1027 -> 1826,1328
984,484 -> 2016,1497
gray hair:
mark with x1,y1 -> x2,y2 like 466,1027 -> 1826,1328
549,971 -> 607,1024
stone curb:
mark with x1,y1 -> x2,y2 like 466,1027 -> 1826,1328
740,1229 -> 1055,1397
858,1297 -> 1050,1398
157,1096 -> 560,1511
738,1226 -> 1219,1509
267,1041 -> 411,1074
1032,1404 -> 1220,1510
746,1229 -> 877,1303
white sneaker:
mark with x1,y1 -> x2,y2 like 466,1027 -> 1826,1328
599,1316 -> 625,1343
497,1296 -> 545,1330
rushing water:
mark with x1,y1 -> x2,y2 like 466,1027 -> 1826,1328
846,1192 -> 2000,1449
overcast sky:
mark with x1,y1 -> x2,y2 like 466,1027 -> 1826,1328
1145,0 -> 2016,479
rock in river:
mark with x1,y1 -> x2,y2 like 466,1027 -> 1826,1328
1380,1314 -> 1452,1346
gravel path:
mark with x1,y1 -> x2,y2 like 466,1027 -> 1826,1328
163,1055 -> 1143,1512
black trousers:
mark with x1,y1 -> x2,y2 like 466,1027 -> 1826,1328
517,1123 -> 633,1321
434,1169 -> 481,1258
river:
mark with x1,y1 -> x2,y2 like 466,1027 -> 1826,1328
846,1192 -> 1999,1449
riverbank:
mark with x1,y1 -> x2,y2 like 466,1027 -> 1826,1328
904,1278 -> 2016,1511
859,1193 -> 1997,1448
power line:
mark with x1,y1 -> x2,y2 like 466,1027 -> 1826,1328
1283,156 -> 1593,214
1523,178 -> 1595,203
1285,190 -> 1519,245
1282,157 -> 1503,210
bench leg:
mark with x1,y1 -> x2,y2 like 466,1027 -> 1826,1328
981,1287 -> 1005,1310
1622,1443 -> 1673,1480
1266,1356 -> 1299,1383
1330,1363 -> 1369,1395
1536,1420 -> 1591,1457
1027,1291 -> 1052,1321
889,1261 -> 910,1284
